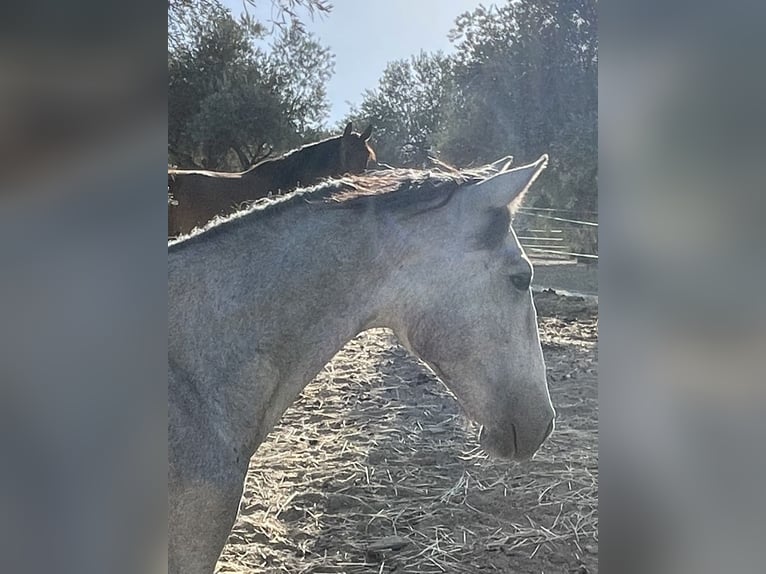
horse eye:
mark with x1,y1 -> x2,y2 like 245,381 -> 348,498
510,273 -> 531,291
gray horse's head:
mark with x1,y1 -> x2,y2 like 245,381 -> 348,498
390,156 -> 554,460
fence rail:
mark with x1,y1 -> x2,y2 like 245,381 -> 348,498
514,208 -> 598,263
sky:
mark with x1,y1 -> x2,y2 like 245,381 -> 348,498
221,0 -> 489,125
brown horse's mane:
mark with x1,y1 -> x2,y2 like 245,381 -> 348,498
243,133 -> 376,175
237,136 -> 345,191
168,132 -> 375,179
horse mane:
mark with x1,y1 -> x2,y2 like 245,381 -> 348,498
169,164 -> 499,248
321,165 -> 494,206
168,130 -> 373,178
251,163 -> 500,215
241,135 -> 342,175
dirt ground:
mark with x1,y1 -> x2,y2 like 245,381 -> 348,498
218,289 -> 598,573
531,261 -> 598,297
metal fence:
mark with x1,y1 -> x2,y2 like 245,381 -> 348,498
513,207 -> 598,263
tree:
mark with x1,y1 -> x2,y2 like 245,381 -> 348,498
441,0 -> 597,209
168,1 -> 334,170
343,52 -> 454,167
345,0 -> 597,215
168,0 -> 332,53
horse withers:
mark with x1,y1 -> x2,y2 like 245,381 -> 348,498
168,156 -> 555,574
167,122 -> 375,237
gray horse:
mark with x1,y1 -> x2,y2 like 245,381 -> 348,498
168,156 -> 555,573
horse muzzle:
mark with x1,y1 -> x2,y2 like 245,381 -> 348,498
479,413 -> 555,461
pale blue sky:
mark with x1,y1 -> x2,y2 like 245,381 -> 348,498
221,0 -> 489,125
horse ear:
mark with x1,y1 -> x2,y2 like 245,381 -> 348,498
475,155 -> 548,212
360,124 -> 373,141
488,155 -> 513,172
343,122 -> 353,137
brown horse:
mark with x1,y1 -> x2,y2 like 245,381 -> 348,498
168,123 -> 375,237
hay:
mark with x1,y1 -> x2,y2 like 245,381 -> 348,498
218,291 -> 598,573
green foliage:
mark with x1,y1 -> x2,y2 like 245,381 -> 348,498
246,0 -> 333,35
268,25 -> 335,132
168,0 -> 331,52
444,0 -> 597,211
168,0 -> 334,170
345,52 -> 454,167
346,0 -> 597,215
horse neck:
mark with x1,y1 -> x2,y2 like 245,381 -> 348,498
169,203 -> 396,453
243,141 -> 340,192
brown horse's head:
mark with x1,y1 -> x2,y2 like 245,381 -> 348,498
339,122 -> 375,173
